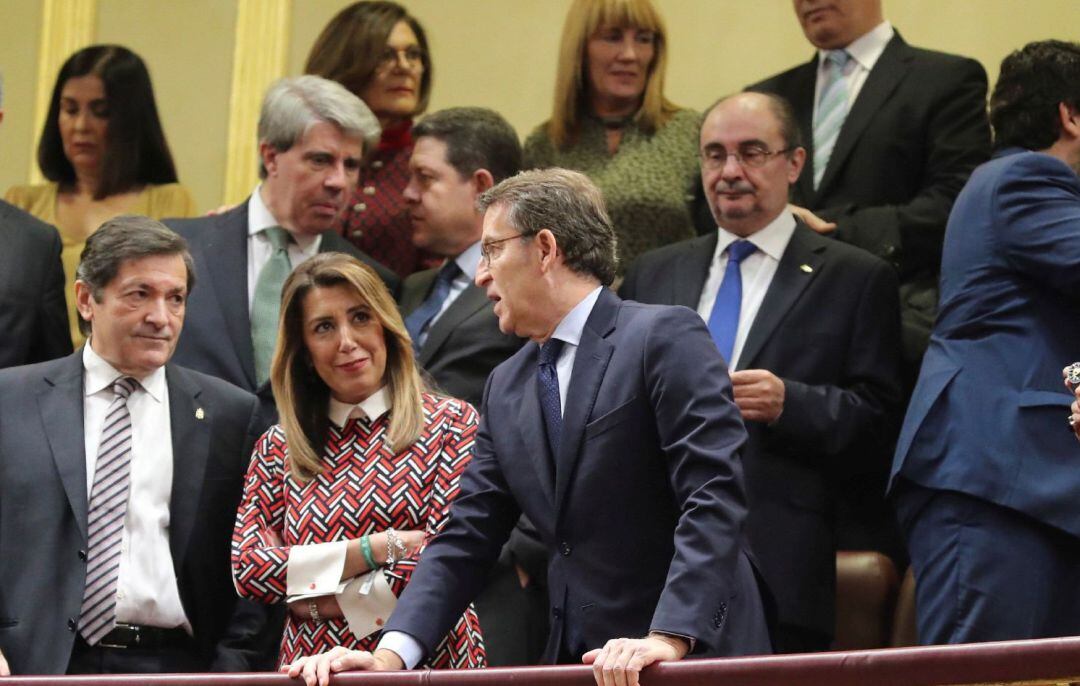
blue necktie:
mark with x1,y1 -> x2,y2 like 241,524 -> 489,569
813,49 -> 851,189
708,240 -> 758,363
537,338 -> 565,466
405,261 -> 461,352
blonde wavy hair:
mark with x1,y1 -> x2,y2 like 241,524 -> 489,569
271,252 -> 424,483
546,0 -> 680,149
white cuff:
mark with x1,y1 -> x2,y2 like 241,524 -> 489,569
377,631 -> 425,669
286,539 -> 349,596
337,570 -> 398,641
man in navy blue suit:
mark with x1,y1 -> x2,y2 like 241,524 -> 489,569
286,168 -> 771,686
891,40 -> 1080,645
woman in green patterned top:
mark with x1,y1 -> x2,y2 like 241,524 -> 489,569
523,0 -> 700,273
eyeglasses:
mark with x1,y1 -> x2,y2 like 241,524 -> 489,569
479,233 -> 524,264
376,46 -> 425,72
699,144 -> 794,170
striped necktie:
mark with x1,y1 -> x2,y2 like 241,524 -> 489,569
79,376 -> 139,645
251,226 -> 292,384
404,260 -> 462,352
813,50 -> 852,190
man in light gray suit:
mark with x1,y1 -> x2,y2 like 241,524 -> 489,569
168,76 -> 398,404
0,216 -> 267,675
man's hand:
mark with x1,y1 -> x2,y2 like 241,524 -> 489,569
288,594 -> 344,621
282,646 -> 403,686
789,204 -> 837,234
0,647 -> 9,675
730,369 -> 785,423
582,634 -> 688,686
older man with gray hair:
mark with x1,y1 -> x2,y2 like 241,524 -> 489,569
169,75 -> 398,401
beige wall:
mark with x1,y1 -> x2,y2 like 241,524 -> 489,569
1,0 -> 1076,213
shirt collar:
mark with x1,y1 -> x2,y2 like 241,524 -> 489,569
819,20 -> 894,72
327,387 -> 392,428
454,241 -> 483,282
248,184 -> 319,252
715,210 -> 797,263
549,286 -> 604,349
82,341 -> 166,403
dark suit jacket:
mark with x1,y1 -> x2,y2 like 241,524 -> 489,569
167,202 -> 399,398
399,270 -> 523,408
385,289 -> 771,661
620,224 -> 903,637
747,32 -> 990,364
892,149 -> 1080,540
0,200 -> 71,369
0,352 -> 267,674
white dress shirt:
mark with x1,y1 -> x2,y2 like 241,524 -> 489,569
696,211 -> 797,370
246,185 -> 323,308
82,343 -> 190,632
813,21 -> 895,120
379,286 -> 605,667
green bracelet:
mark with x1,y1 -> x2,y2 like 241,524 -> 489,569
360,534 -> 378,569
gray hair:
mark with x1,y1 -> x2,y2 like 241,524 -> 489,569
76,215 -> 195,335
477,168 -> 618,285
256,75 -> 382,178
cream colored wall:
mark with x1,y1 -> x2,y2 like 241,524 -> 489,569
1,0 -> 1076,213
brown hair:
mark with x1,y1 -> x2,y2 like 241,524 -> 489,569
304,1 -> 432,117
546,0 -> 679,149
271,252 -> 423,482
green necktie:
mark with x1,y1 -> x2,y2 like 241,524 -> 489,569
251,226 -> 292,385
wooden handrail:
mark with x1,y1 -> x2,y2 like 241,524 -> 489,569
6,636 -> 1080,686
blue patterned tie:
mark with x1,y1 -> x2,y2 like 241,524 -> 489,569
708,240 -> 758,364
813,49 -> 851,189
537,338 -> 565,465
405,261 -> 461,352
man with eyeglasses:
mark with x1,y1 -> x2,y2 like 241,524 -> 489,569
621,91 -> 903,653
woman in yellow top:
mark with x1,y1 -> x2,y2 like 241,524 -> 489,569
5,44 -> 195,346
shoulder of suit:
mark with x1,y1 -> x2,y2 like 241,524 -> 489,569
629,233 -> 712,271
0,351 -> 76,388
0,198 -> 60,244
164,206 -> 237,238
168,363 -> 258,406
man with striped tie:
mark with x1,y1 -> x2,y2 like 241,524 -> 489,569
620,92 -> 902,653
0,216 -> 268,674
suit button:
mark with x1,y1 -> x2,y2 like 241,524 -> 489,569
67,618 -> 77,632
552,607 -> 563,619
78,549 -> 87,561
560,542 -> 572,556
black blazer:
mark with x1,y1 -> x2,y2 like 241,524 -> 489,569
398,269 -> 523,408
167,203 -> 399,397
0,352 -> 267,674
620,224 -> 903,637
0,200 -> 71,369
385,290 -> 772,661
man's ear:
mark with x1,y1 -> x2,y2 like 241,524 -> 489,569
259,141 -> 280,177
535,229 -> 559,271
74,280 -> 95,328
1060,102 -> 1080,140
472,168 -> 496,194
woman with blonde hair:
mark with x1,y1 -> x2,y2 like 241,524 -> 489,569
232,252 -> 484,667
305,1 -> 438,278
523,0 -> 700,271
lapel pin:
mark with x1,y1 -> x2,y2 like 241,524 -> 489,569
799,264 -> 814,273
195,408 -> 205,420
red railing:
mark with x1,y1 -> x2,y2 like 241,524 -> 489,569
7,637 -> 1080,686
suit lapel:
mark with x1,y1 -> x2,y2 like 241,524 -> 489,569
516,347 -> 556,506
419,285 -> 490,366
737,225 -> 825,370
789,57 -> 819,205
816,35 -> 912,198
202,204 -> 256,388
554,290 -> 617,513
400,270 -> 437,316
671,234 -> 717,308
40,352 -> 89,536
166,365 -> 211,571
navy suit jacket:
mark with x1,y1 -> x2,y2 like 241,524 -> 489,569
385,289 -> 771,661
0,352 -> 267,674
167,203 -> 399,397
892,149 -> 1080,538
0,200 -> 71,369
620,223 -> 902,637
399,271 -> 523,408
